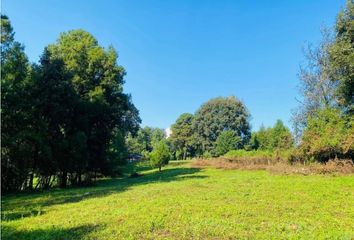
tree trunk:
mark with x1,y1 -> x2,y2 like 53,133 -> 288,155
28,173 -> 34,190
60,171 -> 67,188
78,170 -> 82,185
159,166 -> 161,172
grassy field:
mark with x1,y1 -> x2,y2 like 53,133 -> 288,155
2,161 -> 354,239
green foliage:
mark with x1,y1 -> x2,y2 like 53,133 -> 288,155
150,140 -> 171,171
214,130 -> 242,156
1,17 -> 141,191
299,107 -> 354,162
329,0 -> 354,111
249,120 -> 293,151
169,113 -> 195,159
1,15 -> 33,192
106,130 -> 128,176
126,127 -> 166,157
193,96 -> 251,154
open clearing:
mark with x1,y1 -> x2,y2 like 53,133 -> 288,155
2,161 -> 354,239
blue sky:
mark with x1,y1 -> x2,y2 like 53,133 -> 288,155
3,0 -> 345,131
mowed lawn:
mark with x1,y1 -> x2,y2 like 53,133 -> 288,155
1,161 -> 354,240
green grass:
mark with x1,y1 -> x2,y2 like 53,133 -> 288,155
2,161 -> 354,239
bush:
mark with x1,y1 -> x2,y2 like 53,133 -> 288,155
298,108 -> 354,162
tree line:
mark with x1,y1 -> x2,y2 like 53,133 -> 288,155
1,16 -> 140,192
127,96 -> 293,161
1,1 -> 353,192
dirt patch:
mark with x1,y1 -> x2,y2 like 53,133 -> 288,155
191,158 -> 354,175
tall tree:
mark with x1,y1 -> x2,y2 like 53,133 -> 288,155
1,15 -> 33,191
193,96 -> 251,154
329,0 -> 354,111
47,30 -> 140,181
170,113 -> 195,159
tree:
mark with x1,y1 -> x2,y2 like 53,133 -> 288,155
170,113 -> 195,159
215,130 -> 242,156
329,0 -> 354,111
150,140 -> 171,171
249,120 -> 293,151
269,120 -> 294,150
31,48 -> 82,188
292,28 -> 337,141
1,15 -> 33,191
193,96 -> 251,154
47,29 -> 140,183
126,126 -> 165,157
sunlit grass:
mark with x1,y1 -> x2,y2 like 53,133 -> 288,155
1,161 -> 354,239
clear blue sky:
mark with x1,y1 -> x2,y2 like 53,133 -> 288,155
3,0 -> 345,131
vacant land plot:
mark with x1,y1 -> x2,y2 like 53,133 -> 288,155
2,161 -> 354,239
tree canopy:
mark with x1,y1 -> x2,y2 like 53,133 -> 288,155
169,113 -> 195,159
193,96 -> 251,154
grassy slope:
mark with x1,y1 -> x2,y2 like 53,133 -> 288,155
1,161 -> 354,240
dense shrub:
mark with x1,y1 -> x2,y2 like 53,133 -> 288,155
248,120 -> 293,151
298,108 -> 354,162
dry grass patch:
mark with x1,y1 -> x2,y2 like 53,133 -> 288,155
191,158 -> 354,175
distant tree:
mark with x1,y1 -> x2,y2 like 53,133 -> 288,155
126,126 -> 165,157
150,140 -> 171,171
250,120 -> 293,151
215,130 -> 242,156
329,0 -> 354,112
150,128 -> 166,148
170,113 -> 195,159
193,96 -> 251,154
270,120 -> 294,150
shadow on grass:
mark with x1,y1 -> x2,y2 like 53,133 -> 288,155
2,166 -> 205,221
1,224 -> 100,240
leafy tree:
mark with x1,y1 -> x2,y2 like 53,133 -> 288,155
47,29 -> 140,184
329,0 -> 354,111
1,15 -> 33,191
215,130 -> 242,156
193,96 -> 251,154
150,140 -> 171,171
170,113 -> 195,159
